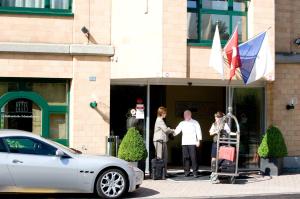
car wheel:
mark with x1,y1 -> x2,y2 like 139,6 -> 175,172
96,169 -> 128,199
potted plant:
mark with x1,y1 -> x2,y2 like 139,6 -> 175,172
118,127 -> 148,170
258,126 -> 288,176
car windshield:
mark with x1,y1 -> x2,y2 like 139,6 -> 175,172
48,140 -> 82,155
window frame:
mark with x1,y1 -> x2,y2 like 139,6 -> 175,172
3,136 -> 58,156
0,0 -> 73,16
187,0 -> 248,46
49,112 -> 69,146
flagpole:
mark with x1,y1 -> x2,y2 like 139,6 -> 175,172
227,83 -> 234,129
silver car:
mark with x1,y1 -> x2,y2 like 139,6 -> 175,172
0,129 -> 143,199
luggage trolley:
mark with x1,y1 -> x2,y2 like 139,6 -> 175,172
211,108 -> 240,184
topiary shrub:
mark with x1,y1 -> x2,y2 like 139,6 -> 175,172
118,127 -> 148,162
258,126 -> 288,158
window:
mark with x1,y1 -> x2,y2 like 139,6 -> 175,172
49,113 -> 67,139
4,137 -> 57,156
0,139 -> 7,152
32,83 -> 67,105
187,0 -> 248,45
0,0 -> 73,16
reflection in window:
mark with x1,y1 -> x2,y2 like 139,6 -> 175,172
4,137 -> 57,156
201,14 -> 230,40
188,0 -> 197,8
0,82 -> 18,96
233,88 -> 264,169
187,0 -> 248,43
0,139 -> 6,152
232,16 -> 247,42
50,114 -> 67,139
233,0 -> 246,11
32,83 -> 67,105
187,13 -> 198,39
202,0 -> 228,10
0,0 -> 44,8
0,0 -> 71,11
50,0 -> 69,10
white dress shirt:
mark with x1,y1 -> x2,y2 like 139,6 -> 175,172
174,119 -> 202,145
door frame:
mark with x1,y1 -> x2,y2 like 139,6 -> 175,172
0,91 -> 49,137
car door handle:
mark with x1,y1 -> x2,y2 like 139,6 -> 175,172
12,159 -> 23,164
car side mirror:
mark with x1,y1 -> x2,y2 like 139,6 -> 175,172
55,149 -> 66,157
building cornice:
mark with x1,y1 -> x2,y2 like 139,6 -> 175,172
0,42 -> 114,56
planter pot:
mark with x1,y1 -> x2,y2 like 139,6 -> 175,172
128,161 -> 138,167
138,160 -> 146,176
260,157 -> 283,176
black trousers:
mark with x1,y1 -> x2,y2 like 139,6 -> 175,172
182,145 -> 198,174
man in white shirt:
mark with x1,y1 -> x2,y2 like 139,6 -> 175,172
174,110 -> 202,177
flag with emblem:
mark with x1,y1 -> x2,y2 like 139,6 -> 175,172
224,27 -> 241,81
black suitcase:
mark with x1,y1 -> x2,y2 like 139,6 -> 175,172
218,159 -> 236,173
151,140 -> 166,180
151,158 -> 166,180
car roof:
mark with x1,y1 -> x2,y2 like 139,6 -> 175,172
0,129 -> 41,138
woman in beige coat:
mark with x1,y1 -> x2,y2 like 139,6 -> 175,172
153,106 -> 174,172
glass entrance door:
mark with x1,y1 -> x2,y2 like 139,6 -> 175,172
0,98 -> 42,135
232,87 -> 265,169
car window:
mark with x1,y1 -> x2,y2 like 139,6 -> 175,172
0,139 -> 7,153
4,137 -> 57,156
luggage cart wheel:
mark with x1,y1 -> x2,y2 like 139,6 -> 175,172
229,176 -> 236,184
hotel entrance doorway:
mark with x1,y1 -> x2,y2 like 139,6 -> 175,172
110,84 -> 265,172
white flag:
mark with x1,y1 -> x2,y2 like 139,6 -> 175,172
209,25 -> 224,79
262,33 -> 275,81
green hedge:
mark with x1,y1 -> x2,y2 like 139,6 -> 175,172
118,127 -> 148,162
258,126 -> 288,158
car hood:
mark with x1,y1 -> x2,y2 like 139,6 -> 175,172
75,154 -> 129,165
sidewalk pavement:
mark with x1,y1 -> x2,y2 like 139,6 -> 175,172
126,171 -> 300,199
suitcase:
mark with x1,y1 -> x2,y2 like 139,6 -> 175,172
151,158 -> 166,180
218,146 -> 235,161
218,159 -> 235,173
151,140 -> 166,180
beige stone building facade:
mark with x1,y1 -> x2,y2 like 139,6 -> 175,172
0,0 -> 298,172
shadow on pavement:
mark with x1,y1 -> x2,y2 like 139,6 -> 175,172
167,171 -> 211,181
0,187 -> 159,199
0,193 -> 98,199
125,187 -> 160,198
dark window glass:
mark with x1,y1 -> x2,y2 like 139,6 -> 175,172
0,139 -> 7,152
4,137 -> 57,156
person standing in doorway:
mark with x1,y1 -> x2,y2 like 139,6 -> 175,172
173,110 -> 202,178
153,106 -> 174,174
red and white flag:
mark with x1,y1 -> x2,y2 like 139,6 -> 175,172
224,27 -> 241,80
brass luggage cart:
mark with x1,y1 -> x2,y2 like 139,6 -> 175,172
211,108 -> 240,184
